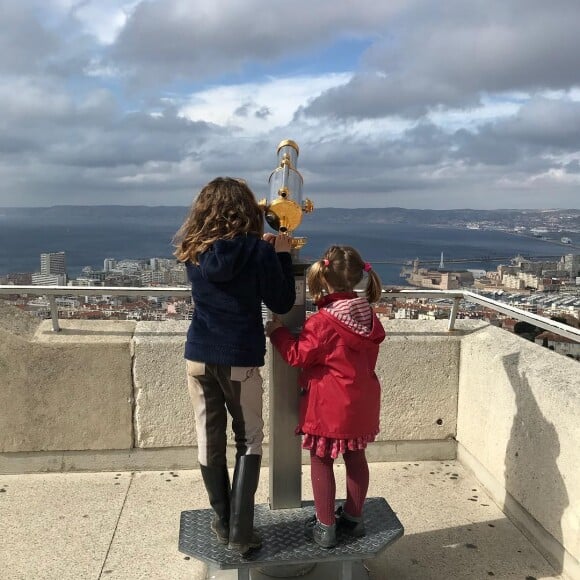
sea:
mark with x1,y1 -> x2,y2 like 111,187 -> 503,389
0,213 -> 572,286
0,215 -> 572,285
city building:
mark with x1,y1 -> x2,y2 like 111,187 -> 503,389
103,258 -> 116,272
535,331 -> 580,360
558,253 -> 580,278
404,263 -> 474,289
40,251 -> 66,276
32,251 -> 67,285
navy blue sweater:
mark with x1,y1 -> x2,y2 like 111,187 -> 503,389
185,235 -> 295,367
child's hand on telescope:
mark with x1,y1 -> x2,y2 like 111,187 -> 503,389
274,233 -> 292,254
265,316 -> 284,337
262,233 -> 276,245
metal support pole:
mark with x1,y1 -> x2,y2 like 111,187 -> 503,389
255,260 -> 317,579
48,296 -> 61,332
341,561 -> 353,580
447,297 -> 460,332
268,261 -> 308,509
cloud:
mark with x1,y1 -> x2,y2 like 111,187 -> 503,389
254,106 -> 271,120
109,0 -> 407,83
68,0 -> 138,45
178,73 -> 352,135
303,0 -> 580,120
454,98 -> 580,167
1,0 -> 580,209
0,1 -> 60,75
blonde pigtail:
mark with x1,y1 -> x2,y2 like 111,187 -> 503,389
307,260 -> 327,303
365,269 -> 382,303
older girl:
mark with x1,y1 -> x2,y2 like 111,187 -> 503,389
174,177 -> 295,555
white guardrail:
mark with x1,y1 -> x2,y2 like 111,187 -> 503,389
0,285 -> 579,343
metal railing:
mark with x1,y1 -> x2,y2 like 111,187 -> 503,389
0,285 -> 579,342
387,289 -> 580,342
0,285 -> 190,332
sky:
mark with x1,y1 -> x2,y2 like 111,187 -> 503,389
1,0 -> 580,209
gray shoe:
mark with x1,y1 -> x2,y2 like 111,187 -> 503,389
228,529 -> 262,556
304,514 -> 317,536
305,517 -> 337,548
336,505 -> 366,537
210,515 -> 229,545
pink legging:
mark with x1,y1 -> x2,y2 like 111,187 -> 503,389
310,448 -> 369,526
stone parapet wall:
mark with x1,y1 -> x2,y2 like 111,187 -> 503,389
132,319 -> 465,450
457,325 -> 580,579
0,314 -> 468,456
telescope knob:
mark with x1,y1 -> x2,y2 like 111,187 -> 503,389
302,198 -> 314,214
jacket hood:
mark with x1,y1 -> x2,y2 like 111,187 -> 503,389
318,293 -> 385,349
197,235 -> 259,282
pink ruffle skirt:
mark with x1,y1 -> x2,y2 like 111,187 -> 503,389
302,434 -> 376,459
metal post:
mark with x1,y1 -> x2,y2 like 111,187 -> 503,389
268,261 -> 307,509
48,296 -> 61,332
447,297 -> 460,332
341,561 -> 353,580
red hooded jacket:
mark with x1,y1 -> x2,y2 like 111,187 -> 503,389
270,292 -> 386,439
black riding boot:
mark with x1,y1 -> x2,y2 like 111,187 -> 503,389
228,454 -> 262,555
200,464 -> 231,544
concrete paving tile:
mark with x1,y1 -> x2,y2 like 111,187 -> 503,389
0,461 -> 563,580
100,470 -> 209,580
0,472 -> 130,580
101,464 -> 340,580
363,461 -> 562,580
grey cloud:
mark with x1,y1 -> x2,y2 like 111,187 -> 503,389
493,99 -> 580,149
234,103 -> 271,119
234,104 -> 251,117
299,73 -> 478,120
0,135 -> 40,156
109,0 -> 408,84
0,83 -> 226,205
455,98 -> 580,166
2,1 -> 580,209
2,117 -> 579,208
564,161 -> 580,174
303,0 -> 580,120
48,111 -> 221,168
255,106 -> 271,119
0,1 -> 60,75
0,1 -> 101,82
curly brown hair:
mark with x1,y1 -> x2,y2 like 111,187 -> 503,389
307,245 -> 382,304
173,177 -> 264,264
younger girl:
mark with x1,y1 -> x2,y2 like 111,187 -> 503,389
266,245 -> 385,548
174,177 -> 295,556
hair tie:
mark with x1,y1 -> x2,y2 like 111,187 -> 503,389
323,259 -> 330,266
363,262 -> 372,272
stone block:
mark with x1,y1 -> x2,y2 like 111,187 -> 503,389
0,319 -> 135,452
376,320 -> 469,441
133,321 -> 193,448
133,321 -> 272,449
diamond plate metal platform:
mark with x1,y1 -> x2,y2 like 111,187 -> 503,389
179,497 -> 404,578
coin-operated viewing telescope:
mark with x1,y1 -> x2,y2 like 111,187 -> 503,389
259,139 -> 314,249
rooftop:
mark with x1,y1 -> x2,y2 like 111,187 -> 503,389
0,461 -> 563,580
0,293 -> 578,580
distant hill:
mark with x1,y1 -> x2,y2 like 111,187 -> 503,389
0,206 -> 189,226
0,206 -> 578,229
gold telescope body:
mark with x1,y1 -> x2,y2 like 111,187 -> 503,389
260,140 -> 313,249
